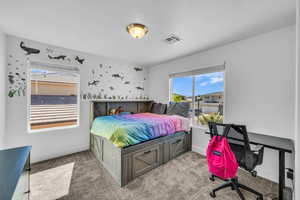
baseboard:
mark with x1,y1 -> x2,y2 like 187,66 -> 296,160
32,145 -> 90,163
192,145 -> 206,156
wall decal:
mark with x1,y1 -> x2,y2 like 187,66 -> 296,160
8,89 -> 17,98
88,80 -> 100,86
136,86 -> 144,91
134,67 -> 143,71
8,75 -> 14,84
8,37 -> 148,100
75,56 -> 85,64
20,41 -> 40,55
112,74 -> 124,80
48,55 -> 67,60
46,48 -> 54,54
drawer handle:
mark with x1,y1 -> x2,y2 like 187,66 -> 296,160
24,190 -> 30,194
144,150 -> 152,154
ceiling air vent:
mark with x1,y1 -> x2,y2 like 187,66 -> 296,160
164,34 -> 182,44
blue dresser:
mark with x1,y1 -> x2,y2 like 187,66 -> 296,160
0,146 -> 31,200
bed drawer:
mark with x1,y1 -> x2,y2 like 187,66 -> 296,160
132,145 -> 160,178
170,135 -> 186,159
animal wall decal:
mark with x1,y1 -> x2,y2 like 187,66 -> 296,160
112,74 -> 124,80
48,55 -> 67,60
75,56 -> 85,64
109,86 -> 114,90
8,75 -> 14,84
136,86 -> 144,91
46,48 -> 54,54
88,80 -> 100,86
20,41 -> 40,55
134,67 -> 143,71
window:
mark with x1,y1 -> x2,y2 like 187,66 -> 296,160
28,62 -> 80,132
170,65 -> 224,126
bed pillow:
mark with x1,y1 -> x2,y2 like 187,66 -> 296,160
166,102 -> 190,118
119,112 -> 131,115
150,103 -> 167,114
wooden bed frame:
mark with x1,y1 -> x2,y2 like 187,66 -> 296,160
90,101 -> 192,186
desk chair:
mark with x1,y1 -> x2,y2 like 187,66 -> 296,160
208,122 -> 264,200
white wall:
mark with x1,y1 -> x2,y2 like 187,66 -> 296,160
295,0 -> 300,199
4,35 -> 148,163
0,31 -> 6,149
148,26 -> 295,183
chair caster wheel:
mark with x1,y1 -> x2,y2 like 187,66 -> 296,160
251,171 -> 257,177
210,192 -> 216,198
209,175 -> 215,181
256,196 -> 263,200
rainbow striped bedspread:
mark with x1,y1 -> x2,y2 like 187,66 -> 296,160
91,113 -> 190,148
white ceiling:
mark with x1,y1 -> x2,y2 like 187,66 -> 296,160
0,0 -> 296,66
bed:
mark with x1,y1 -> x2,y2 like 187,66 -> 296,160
90,101 -> 192,186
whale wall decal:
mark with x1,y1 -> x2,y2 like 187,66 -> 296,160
20,41 -> 40,55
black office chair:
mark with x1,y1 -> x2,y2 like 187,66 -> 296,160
208,122 -> 264,200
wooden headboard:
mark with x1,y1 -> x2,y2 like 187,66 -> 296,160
89,100 -> 153,125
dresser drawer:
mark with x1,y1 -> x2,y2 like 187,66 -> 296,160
12,158 -> 30,200
170,135 -> 186,159
132,145 -> 160,178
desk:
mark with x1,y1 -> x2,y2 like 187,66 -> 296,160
205,131 -> 293,200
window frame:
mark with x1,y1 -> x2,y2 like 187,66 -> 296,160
27,60 -> 81,133
169,65 -> 226,127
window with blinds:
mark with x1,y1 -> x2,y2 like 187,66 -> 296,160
28,62 -> 80,132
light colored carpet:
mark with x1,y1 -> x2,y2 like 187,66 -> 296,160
30,151 -> 278,200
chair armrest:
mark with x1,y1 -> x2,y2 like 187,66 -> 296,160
251,145 -> 264,166
251,145 -> 264,152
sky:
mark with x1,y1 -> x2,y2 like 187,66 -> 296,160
172,71 -> 224,96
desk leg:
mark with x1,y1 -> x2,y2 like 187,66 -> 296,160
278,150 -> 285,200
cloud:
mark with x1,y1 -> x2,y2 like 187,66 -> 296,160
200,82 -> 208,86
210,76 -> 223,84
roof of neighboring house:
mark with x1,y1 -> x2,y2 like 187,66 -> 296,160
197,91 -> 223,97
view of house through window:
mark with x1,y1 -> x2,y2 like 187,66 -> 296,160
170,71 -> 224,125
29,66 -> 80,131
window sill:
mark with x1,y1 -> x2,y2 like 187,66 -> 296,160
28,124 -> 79,134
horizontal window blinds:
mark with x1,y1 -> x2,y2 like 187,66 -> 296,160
169,63 -> 225,78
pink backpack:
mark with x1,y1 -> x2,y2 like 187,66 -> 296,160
206,126 -> 238,180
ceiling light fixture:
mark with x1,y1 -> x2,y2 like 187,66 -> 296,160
126,23 -> 148,39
